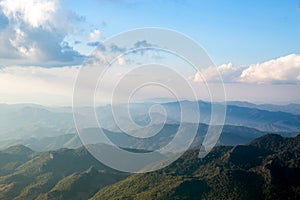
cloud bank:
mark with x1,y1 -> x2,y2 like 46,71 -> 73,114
0,54 -> 299,105
240,54 -> 300,83
194,54 -> 300,84
0,0 -> 85,67
1,0 -> 59,28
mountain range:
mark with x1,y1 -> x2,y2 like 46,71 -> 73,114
0,123 -> 296,152
0,101 -> 300,152
92,133 -> 300,200
0,134 -> 299,199
0,145 -> 127,200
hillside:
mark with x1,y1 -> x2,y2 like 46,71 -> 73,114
0,146 -> 127,200
0,134 -> 299,200
91,134 -> 300,200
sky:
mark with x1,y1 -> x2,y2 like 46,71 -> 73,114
0,0 -> 300,105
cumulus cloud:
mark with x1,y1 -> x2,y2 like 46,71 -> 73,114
117,56 -> 126,65
239,54 -> 300,84
2,54 -> 300,105
0,0 -> 85,67
86,29 -> 102,47
9,28 -> 36,58
194,54 -> 300,84
88,29 -> 101,42
0,0 -> 59,28
194,63 -> 243,83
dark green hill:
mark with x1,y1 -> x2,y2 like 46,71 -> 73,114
2,145 -> 34,155
36,166 -> 125,200
1,134 -> 299,200
0,146 -> 127,200
0,145 -> 34,176
91,134 -> 300,200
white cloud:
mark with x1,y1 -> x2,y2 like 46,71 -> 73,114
0,0 -> 85,67
88,29 -> 101,42
0,0 -> 59,28
194,63 -> 243,83
194,54 -> 300,84
117,56 -> 126,65
1,54 -> 300,105
240,54 -> 300,83
9,28 -> 37,57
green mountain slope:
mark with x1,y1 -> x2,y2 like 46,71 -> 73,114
1,134 -> 299,200
0,145 -> 34,176
91,134 -> 300,200
36,166 -> 125,200
0,146 -> 127,200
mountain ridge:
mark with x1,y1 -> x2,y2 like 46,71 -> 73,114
91,133 -> 300,200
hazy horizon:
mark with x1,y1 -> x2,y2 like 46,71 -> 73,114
0,0 -> 299,106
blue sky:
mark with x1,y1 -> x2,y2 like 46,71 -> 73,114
64,0 -> 300,65
0,0 -> 300,105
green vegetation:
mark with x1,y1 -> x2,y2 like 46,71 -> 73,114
91,134 -> 300,200
0,134 -> 299,200
0,146 -> 127,200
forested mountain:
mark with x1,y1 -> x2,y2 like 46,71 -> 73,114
92,134 -> 300,200
0,145 -> 127,200
0,134 -> 299,200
